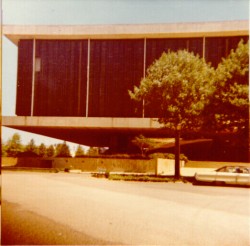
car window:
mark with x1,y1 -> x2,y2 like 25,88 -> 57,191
240,168 -> 249,174
227,167 -> 236,173
216,166 -> 249,173
216,167 -> 227,172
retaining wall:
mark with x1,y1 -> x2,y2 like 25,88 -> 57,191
2,157 -> 249,175
52,158 -> 156,173
1,157 -> 156,174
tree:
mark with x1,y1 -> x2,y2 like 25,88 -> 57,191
25,139 -> 37,153
206,39 -> 249,132
55,141 -> 71,157
131,135 -> 155,156
46,145 -> 55,157
75,145 -> 85,157
5,133 -> 23,157
1,141 -> 8,157
38,143 -> 47,157
129,50 -> 216,178
129,50 -> 216,131
19,138 -> 39,157
86,147 -> 99,156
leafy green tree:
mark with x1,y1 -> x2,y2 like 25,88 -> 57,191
129,50 -> 216,178
131,135 -> 155,156
55,141 -> 71,157
75,145 -> 85,157
46,144 -> 55,157
86,147 -> 99,156
206,39 -> 249,132
38,143 -> 47,157
25,139 -> 37,154
1,141 -> 8,157
5,133 -> 23,157
129,50 -> 216,131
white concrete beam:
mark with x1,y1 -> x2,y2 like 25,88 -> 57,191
3,20 -> 249,45
2,116 -> 163,130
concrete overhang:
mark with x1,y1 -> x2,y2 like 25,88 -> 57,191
3,20 -> 249,45
2,116 -> 167,146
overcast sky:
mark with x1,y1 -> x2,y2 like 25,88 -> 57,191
1,0 -> 249,147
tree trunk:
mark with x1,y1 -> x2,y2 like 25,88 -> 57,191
175,128 -> 181,179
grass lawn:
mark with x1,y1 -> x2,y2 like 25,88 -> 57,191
107,173 -> 193,183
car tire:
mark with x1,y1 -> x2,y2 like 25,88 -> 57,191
213,181 -> 225,186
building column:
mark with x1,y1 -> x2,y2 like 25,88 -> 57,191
142,38 -> 147,118
175,124 -> 181,179
77,41 -> 82,116
31,39 -> 36,116
202,37 -> 206,59
86,39 -> 90,117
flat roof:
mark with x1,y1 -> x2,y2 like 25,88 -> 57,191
3,20 -> 249,45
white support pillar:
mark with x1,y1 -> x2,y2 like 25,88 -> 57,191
186,39 -> 190,51
31,39 -> 36,116
86,39 -> 90,117
77,41 -> 82,116
143,38 -> 147,78
142,38 -> 147,118
202,37 -> 206,59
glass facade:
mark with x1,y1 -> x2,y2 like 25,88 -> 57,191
34,40 -> 88,116
16,36 -> 248,117
89,39 -> 144,117
16,40 -> 33,116
205,36 -> 248,67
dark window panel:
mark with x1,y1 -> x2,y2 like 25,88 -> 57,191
89,39 -> 144,117
34,40 -> 88,116
146,38 -> 203,68
205,37 -> 226,68
188,38 -> 203,57
16,40 -> 33,116
205,36 -> 249,67
145,38 -> 203,117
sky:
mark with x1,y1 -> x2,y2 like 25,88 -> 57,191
1,0 -> 249,150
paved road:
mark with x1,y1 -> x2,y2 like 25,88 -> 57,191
2,171 -> 250,245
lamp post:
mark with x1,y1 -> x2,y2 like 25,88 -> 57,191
175,124 -> 181,179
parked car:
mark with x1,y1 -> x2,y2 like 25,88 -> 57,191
194,166 -> 250,186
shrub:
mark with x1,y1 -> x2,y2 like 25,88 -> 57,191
148,152 -> 188,162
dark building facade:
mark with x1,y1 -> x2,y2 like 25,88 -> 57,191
16,36 -> 248,117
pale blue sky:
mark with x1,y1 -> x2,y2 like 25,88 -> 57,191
1,0 -> 249,147
2,0 -> 249,25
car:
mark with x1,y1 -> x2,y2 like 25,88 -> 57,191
194,166 -> 250,187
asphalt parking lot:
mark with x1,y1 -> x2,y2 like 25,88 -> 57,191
2,171 -> 250,245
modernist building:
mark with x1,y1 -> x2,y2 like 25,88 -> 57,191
2,20 -> 249,158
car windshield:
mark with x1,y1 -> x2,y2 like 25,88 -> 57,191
216,166 -> 234,172
216,166 -> 250,173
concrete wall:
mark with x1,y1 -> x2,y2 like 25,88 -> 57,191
1,157 -> 156,174
52,158 -> 156,174
1,157 -> 53,168
1,157 -> 18,167
185,161 -> 250,168
156,159 -> 185,176
2,157 -> 249,177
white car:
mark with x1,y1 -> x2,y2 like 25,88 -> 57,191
194,166 -> 250,186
